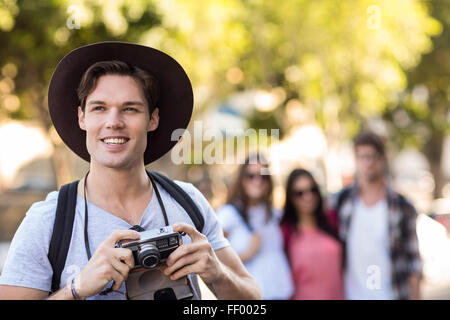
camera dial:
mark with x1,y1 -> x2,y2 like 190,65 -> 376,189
138,243 -> 160,269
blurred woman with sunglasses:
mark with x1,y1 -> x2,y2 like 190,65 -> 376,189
217,154 -> 294,300
281,169 -> 344,300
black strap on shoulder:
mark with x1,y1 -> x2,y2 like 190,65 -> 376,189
333,187 -> 353,272
335,187 -> 352,214
147,170 -> 205,232
48,180 -> 79,294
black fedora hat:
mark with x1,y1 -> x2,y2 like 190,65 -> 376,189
48,41 -> 193,165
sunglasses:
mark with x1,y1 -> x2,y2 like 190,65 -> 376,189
291,186 -> 319,198
244,173 -> 271,181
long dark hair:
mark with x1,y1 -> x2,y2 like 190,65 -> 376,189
281,169 -> 336,239
226,153 -> 274,226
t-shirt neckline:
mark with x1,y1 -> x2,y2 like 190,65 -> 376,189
75,184 -> 157,227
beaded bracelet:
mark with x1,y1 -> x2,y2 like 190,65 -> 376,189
71,277 -> 83,300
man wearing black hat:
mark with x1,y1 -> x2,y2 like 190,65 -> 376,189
0,42 -> 261,300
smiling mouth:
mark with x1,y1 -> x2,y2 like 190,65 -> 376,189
101,137 -> 130,145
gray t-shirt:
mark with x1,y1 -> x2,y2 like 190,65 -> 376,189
0,180 -> 230,300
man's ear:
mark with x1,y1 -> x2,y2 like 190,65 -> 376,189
78,106 -> 86,131
148,107 -> 159,132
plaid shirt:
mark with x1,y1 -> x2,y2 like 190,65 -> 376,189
329,184 -> 422,300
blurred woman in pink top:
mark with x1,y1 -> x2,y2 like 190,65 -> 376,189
281,169 -> 344,300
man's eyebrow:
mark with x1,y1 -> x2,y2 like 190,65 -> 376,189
86,100 -> 145,107
122,101 -> 145,107
87,100 -> 106,105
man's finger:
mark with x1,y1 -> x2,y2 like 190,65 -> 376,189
113,248 -> 135,269
104,229 -> 140,247
165,242 -> 204,267
169,263 -> 198,281
110,270 -> 125,291
173,222 -> 205,242
110,256 -> 132,279
164,253 -> 198,276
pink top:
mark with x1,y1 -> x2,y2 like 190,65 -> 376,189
288,226 -> 344,300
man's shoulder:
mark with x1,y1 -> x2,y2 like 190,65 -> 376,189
165,180 -> 231,250
166,180 -> 210,212
25,190 -> 59,221
8,191 -> 59,251
171,180 -> 198,196
327,186 -> 354,210
388,188 -> 417,214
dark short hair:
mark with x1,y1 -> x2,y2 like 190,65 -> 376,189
353,131 -> 386,157
77,60 -> 159,112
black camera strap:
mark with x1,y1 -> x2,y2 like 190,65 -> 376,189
82,171 -> 172,297
83,171 -> 92,260
82,171 -> 170,260
147,172 -> 170,227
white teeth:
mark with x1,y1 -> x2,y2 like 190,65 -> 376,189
103,138 -> 127,144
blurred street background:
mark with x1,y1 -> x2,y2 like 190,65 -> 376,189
0,0 -> 449,299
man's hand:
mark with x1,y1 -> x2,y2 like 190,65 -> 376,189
163,223 -> 225,284
72,229 -> 140,299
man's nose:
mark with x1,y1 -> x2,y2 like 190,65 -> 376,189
105,109 -> 125,129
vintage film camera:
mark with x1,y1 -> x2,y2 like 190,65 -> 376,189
117,226 -> 194,300
117,226 -> 183,269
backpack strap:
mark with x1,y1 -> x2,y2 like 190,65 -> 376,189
147,170 -> 205,232
48,180 -> 79,294
335,187 -> 352,214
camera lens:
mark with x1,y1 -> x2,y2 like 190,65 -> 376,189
137,243 -> 160,269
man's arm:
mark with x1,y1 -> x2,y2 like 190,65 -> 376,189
165,222 -> 261,300
0,285 -> 49,300
0,229 -> 140,300
208,246 -> 261,299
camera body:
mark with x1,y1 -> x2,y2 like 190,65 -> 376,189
117,226 -> 182,269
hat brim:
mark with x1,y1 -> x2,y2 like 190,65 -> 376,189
48,41 -> 193,165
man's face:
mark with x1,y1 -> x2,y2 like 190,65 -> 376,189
78,74 -> 159,170
355,144 -> 386,183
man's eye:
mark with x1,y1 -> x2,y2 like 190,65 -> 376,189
93,106 -> 104,111
124,107 -> 138,112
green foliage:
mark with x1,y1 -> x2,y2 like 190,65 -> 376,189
0,0 -> 160,125
0,0 -> 444,143
384,0 -> 449,149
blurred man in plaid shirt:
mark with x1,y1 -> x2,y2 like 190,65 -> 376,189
329,131 -> 422,300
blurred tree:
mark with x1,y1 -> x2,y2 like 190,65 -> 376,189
139,0 -> 250,118
383,0 -> 449,198
141,0 -> 442,191
0,0 -> 161,187
0,0 -> 445,193
233,0 -> 441,139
